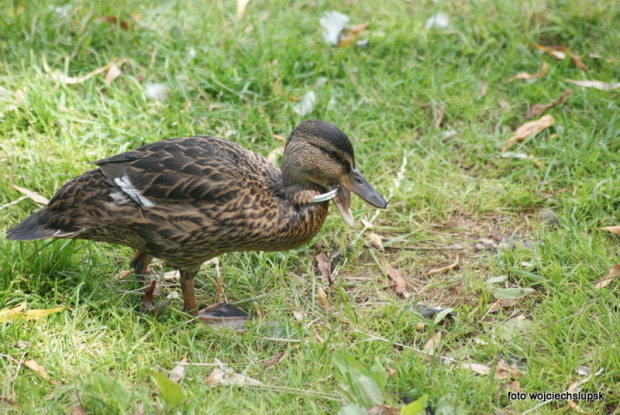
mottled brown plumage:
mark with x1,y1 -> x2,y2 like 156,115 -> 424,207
7,120 -> 387,318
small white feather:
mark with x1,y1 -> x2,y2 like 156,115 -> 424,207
114,175 -> 155,207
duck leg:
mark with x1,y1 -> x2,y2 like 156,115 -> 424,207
179,269 -> 199,315
130,251 -> 158,311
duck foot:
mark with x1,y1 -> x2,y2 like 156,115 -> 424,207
196,302 -> 248,331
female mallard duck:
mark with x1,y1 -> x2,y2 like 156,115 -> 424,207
7,120 -> 387,320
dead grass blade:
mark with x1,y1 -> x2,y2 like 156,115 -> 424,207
43,57 -> 128,85
315,252 -> 333,284
599,226 -> 620,235
24,359 -> 57,384
425,255 -> 460,275
501,114 -> 554,152
595,265 -> 620,289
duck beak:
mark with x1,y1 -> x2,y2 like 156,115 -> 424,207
333,169 -> 387,226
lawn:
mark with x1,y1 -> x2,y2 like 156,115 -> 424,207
1,0 -> 619,413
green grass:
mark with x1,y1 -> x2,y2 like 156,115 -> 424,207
1,0 -> 619,413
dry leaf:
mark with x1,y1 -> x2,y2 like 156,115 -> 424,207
599,226 -> 620,235
524,90 -> 571,118
0,302 -> 27,320
262,352 -> 285,368
367,405 -> 401,415
566,79 -> 620,91
570,55 -> 588,71
595,265 -> 620,289
71,405 -> 86,415
169,356 -> 187,383
24,359 -> 57,384
21,306 -> 66,320
338,22 -> 369,48
434,108 -> 445,129
12,185 -> 49,205
460,362 -> 491,376
423,331 -> 442,356
495,359 -> 524,380
531,43 -> 566,59
497,381 -> 522,401
94,15 -> 130,30
104,63 -> 122,85
236,0 -> 251,18
206,368 -> 262,387
43,58 -> 128,85
501,114 -> 554,152
377,254 -> 410,298
426,255 -> 460,275
315,286 -> 330,309
487,298 -> 518,313
315,252 -> 333,284
366,233 -> 383,250
504,62 -> 548,83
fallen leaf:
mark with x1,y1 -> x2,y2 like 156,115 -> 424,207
24,359 -> 57,384
94,15 -> 130,30
426,255 -> 459,275
71,404 -> 86,415
487,298 -> 518,313
315,252 -> 333,284
495,359 -> 524,380
570,55 -> 588,71
43,57 -> 129,85
599,226 -> 620,235
168,356 -> 187,383
531,43 -> 566,59
366,233 -> 383,250
423,331 -> 442,356
566,79 -> 620,91
338,22 -> 369,48
367,405 -> 401,415
377,254 -> 410,298
504,62 -> 548,83
524,90 -> 571,118
206,368 -> 263,387
501,114 -> 554,152
0,301 -> 27,320
497,381 -> 522,401
104,62 -> 122,85
434,108 -> 445,129
292,91 -> 316,116
425,12 -> 450,29
0,397 -> 18,408
236,0 -> 251,18
12,185 -> 49,204
595,265 -> 620,289
320,11 -> 349,46
315,286 -> 330,309
262,352 -> 285,368
1,302 -> 66,321
460,362 -> 491,376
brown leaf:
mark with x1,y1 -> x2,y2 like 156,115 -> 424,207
497,381 -> 522,401
104,63 -> 122,85
24,360 -> 57,384
0,397 -> 18,408
262,352 -> 285,368
71,405 -> 86,415
366,233 -> 383,250
460,362 -> 491,376
566,79 -> 620,91
570,55 -> 588,71
315,252 -> 333,284
338,22 -> 370,48
495,359 -> 524,380
487,298 -> 518,313
377,254 -> 409,298
501,114 -> 554,152
599,226 -> 620,235
367,405 -> 401,415
524,90 -> 571,118
206,368 -> 263,387
426,255 -> 460,275
169,356 -> 187,383
12,185 -> 49,205
94,15 -> 131,30
434,108 -> 445,129
530,43 -> 566,59
0,302 -> 27,320
595,265 -> 620,289
43,58 -> 128,85
504,62 -> 548,83
423,331 -> 442,356
315,286 -> 330,310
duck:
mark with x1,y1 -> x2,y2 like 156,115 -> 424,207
7,120 -> 387,321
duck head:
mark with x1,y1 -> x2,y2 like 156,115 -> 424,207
280,120 -> 387,225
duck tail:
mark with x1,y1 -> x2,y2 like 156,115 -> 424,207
6,210 -> 71,241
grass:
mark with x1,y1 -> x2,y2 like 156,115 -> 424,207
1,0 -> 619,413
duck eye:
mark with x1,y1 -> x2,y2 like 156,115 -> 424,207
328,150 -> 337,158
